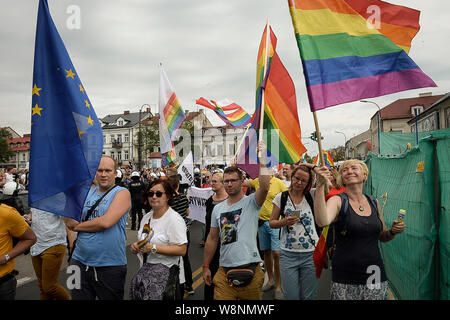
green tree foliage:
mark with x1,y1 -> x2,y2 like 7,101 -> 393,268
329,146 -> 345,162
0,129 -> 14,163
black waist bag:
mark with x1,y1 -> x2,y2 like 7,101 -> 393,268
223,263 -> 257,287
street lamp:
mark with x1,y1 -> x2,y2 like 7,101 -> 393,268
138,104 -> 153,170
335,131 -> 347,159
360,100 -> 381,154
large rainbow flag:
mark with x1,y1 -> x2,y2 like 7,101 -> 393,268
196,97 -> 253,127
236,24 -> 306,178
288,0 -> 436,112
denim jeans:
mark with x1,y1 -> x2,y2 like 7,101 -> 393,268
279,250 -> 318,300
0,275 -> 17,300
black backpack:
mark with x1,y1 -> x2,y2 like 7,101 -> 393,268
278,190 -> 322,245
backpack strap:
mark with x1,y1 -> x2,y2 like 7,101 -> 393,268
305,192 -> 322,236
278,191 -> 290,239
335,192 -> 349,236
366,195 -> 379,217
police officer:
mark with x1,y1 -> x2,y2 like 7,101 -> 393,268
128,171 -> 145,230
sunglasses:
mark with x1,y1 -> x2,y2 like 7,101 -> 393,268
147,191 -> 166,198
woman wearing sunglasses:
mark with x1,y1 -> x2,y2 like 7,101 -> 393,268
130,179 -> 187,300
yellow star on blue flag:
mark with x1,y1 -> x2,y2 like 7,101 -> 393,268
29,0 -> 104,221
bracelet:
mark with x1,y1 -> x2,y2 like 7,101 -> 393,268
312,165 -> 318,171
202,264 -> 209,268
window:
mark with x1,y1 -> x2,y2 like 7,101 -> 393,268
103,136 -> 106,144
411,105 -> 424,116
117,151 -> 122,160
117,134 -> 122,143
124,133 -> 129,142
22,154 -> 26,161
217,144 -> 223,156
118,120 -> 124,126
110,152 -> 115,159
124,150 -> 129,160
229,144 -> 234,156
110,135 -> 115,143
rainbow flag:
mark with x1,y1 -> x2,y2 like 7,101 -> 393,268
313,225 -> 329,278
196,97 -> 253,127
312,150 -> 334,167
236,24 -> 306,178
137,224 -> 154,249
288,0 -> 436,112
164,93 -> 185,140
159,67 -> 184,163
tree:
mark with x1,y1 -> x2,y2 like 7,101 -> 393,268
302,152 -> 314,163
0,128 -> 14,163
329,146 -> 345,162
141,119 -> 195,161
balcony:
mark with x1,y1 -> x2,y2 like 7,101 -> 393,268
112,139 -> 122,149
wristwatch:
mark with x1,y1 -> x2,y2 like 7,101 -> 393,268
151,244 -> 157,254
4,254 -> 10,263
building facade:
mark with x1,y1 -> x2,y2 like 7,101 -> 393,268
368,92 -> 445,154
0,128 -> 30,170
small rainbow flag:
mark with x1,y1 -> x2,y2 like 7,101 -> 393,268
288,0 -> 436,111
196,97 -> 252,128
313,150 -> 334,167
313,225 -> 329,278
137,223 -> 154,249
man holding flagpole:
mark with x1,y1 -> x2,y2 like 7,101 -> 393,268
203,140 -> 270,300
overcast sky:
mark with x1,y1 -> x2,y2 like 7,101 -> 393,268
1,0 -> 448,156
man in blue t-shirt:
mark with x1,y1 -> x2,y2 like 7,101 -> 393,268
202,141 -> 270,300
65,156 -> 131,300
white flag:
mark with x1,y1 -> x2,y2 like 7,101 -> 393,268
187,187 -> 214,224
177,151 -> 194,185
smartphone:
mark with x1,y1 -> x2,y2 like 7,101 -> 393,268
291,210 -> 301,219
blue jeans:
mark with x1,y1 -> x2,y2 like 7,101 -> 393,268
279,250 -> 318,300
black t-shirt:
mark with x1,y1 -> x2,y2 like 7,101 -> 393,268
332,196 -> 387,285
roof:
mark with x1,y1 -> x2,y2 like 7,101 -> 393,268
7,135 -> 31,151
372,94 -> 446,121
148,152 -> 161,158
406,92 -> 450,124
100,111 -> 152,129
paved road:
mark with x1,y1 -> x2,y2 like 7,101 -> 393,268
14,218 -> 332,300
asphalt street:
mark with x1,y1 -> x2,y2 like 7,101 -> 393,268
14,218 -> 332,300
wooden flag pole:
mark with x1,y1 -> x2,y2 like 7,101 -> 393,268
312,111 -> 329,193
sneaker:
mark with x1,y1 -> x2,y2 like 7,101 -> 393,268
185,287 -> 195,295
262,282 -> 274,292
274,289 -> 283,300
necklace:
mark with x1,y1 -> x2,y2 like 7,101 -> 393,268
359,205 -> 364,212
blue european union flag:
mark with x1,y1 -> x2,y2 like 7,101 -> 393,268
29,0 -> 103,221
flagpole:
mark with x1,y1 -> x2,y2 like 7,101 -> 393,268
232,124 -> 251,164
312,111 -> 329,193
258,19 -> 271,158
